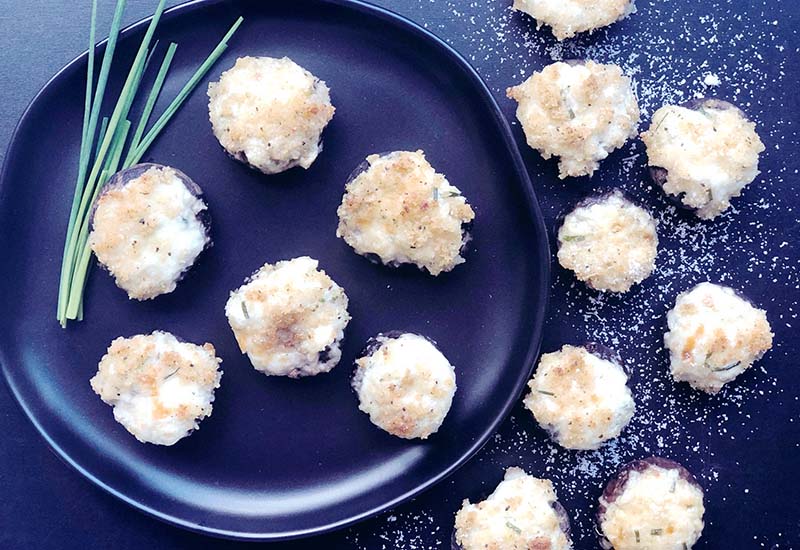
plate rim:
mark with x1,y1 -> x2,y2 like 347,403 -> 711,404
0,0 -> 551,541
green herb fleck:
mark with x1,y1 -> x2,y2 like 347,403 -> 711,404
711,361 -> 741,372
432,187 -> 439,201
537,390 -> 556,397
505,521 -> 522,534
560,235 -> 585,242
163,367 -> 180,381
634,530 -> 640,543
651,528 -> 663,536
652,110 -> 674,132
241,301 -> 250,319
447,191 -> 461,198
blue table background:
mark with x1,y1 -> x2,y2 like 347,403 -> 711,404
1,1 -> 798,548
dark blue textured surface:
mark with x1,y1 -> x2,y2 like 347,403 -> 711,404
1,1 -> 799,548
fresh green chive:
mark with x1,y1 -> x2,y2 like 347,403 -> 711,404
241,301 -> 250,319
537,390 -> 556,397
128,16 -> 244,165
505,521 -> 522,534
561,235 -> 584,242
125,42 -> 178,164
94,117 -> 109,159
57,3 -> 243,325
634,530 -> 640,543
651,528 -> 663,536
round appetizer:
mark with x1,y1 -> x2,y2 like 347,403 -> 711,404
454,466 -> 572,550
352,332 -> 456,440
523,344 -> 635,450
507,61 -> 639,179
557,190 -> 658,292
89,331 -> 222,446
664,282 -> 773,394
598,457 -> 705,550
641,98 -> 765,219
89,163 -> 210,301
336,150 -> 475,276
207,56 -> 335,175
225,256 -> 350,378
512,0 -> 635,40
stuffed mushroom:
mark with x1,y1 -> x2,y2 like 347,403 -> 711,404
352,331 -> 456,439
641,98 -> 765,219
557,190 -> 658,292
208,56 -> 335,174
225,257 -> 350,378
664,282 -> 773,393
454,467 -> 572,550
512,0 -> 636,40
507,61 -> 639,179
524,343 -> 635,450
336,150 -> 475,275
89,163 -> 211,300
90,331 -> 222,446
598,457 -> 705,549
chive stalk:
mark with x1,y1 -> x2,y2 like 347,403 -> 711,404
57,2 -> 243,326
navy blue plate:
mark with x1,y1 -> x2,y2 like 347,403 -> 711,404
0,0 -> 549,541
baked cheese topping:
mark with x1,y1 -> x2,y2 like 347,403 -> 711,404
512,0 -> 636,40
507,61 -> 639,179
641,102 -> 765,219
557,190 -> 657,292
89,165 -> 209,300
90,331 -> 222,446
664,282 -> 773,394
226,257 -> 350,377
208,56 -> 335,174
600,462 -> 705,549
454,467 -> 572,550
336,150 -> 475,276
524,345 -> 635,450
353,333 -> 456,439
